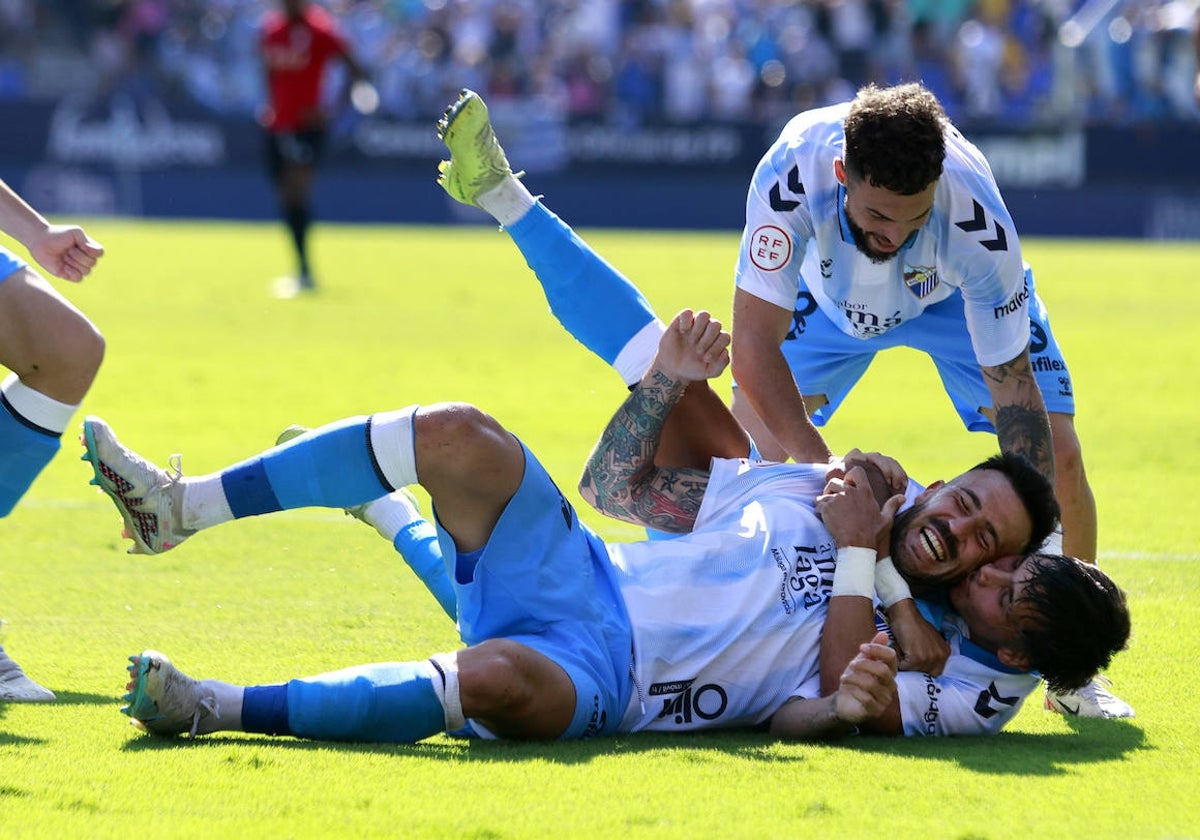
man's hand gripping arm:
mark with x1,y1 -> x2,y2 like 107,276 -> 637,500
769,631 -> 898,740
814,466 -> 907,734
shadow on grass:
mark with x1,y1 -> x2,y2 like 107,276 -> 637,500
118,727 -> 813,764
116,719 -> 1148,773
843,718 -> 1147,775
0,691 -> 122,746
0,729 -> 46,747
34,690 -> 119,706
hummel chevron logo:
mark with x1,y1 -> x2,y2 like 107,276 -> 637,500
973,681 -> 1020,718
769,165 -> 805,212
954,199 -> 1008,252
99,461 -> 160,545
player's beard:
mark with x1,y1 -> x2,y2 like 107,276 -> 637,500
890,502 -> 961,589
844,209 -> 902,265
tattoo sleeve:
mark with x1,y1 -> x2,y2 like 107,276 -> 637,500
983,350 -> 1055,482
580,368 -> 712,532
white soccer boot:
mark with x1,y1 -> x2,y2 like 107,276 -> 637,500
122,650 -> 219,738
81,416 -> 194,555
1044,674 -> 1135,719
0,643 -> 55,702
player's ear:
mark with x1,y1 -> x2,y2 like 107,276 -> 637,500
833,157 -> 847,186
914,479 -> 944,504
996,647 -> 1031,670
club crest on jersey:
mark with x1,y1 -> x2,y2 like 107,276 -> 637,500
749,224 -> 791,271
903,264 -> 939,299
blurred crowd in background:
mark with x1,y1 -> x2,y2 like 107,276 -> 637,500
2,0 -> 1197,130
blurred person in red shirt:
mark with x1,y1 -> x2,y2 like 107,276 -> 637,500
260,0 -> 370,297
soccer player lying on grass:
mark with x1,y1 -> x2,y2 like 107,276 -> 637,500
82,310 -> 1128,742
430,88 -> 1136,717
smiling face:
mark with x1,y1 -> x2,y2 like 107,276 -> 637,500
890,469 -> 1034,585
947,553 -> 1037,664
835,159 -> 936,263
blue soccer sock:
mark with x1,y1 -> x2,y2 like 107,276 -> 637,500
0,413 -> 60,518
507,202 -> 662,383
241,683 -> 290,735
218,415 -> 394,520
394,521 -> 457,619
0,383 -> 71,517
283,660 -> 449,742
350,479 -> 456,619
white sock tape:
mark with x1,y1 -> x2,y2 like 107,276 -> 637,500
368,406 -> 419,490
428,652 -> 465,731
613,319 -> 667,387
832,546 -> 876,599
874,556 -> 912,608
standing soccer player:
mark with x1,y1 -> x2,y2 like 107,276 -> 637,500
260,0 -> 370,298
727,82 -> 1127,717
0,177 -> 105,702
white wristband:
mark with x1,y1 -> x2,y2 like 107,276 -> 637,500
874,556 -> 911,608
832,546 -> 876,599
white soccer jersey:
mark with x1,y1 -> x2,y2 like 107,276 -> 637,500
894,607 -> 1042,736
735,101 -> 1030,368
607,458 -> 1041,737
609,458 -> 832,733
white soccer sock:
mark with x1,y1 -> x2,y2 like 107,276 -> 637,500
361,490 -> 421,542
180,475 -> 234,531
1,374 -> 78,433
475,176 -> 536,228
195,680 -> 246,734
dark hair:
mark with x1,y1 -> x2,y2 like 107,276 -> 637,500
843,83 -> 946,195
1015,554 -> 1131,693
968,452 -> 1059,554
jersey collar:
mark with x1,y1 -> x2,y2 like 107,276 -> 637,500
915,596 -> 1033,676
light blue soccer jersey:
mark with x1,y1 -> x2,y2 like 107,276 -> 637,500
734,102 -> 1030,369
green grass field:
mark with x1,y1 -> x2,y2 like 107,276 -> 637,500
1,218 -> 1197,838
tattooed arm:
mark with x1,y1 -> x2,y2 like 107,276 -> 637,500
982,346 -> 1055,483
579,310 -> 729,533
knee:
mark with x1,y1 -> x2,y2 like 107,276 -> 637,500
26,314 -> 105,402
418,402 -> 510,461
60,320 -> 105,397
74,320 -> 106,383
457,639 -> 537,719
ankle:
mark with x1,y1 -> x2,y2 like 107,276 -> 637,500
477,177 -> 536,227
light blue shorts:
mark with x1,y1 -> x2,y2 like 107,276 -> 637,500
0,246 -> 25,282
766,267 -> 1075,433
434,442 -> 633,740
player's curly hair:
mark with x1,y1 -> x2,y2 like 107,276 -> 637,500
843,83 -> 946,195
1016,554 -> 1131,693
967,452 -> 1060,554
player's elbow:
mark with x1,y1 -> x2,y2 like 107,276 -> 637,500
576,473 -> 599,511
